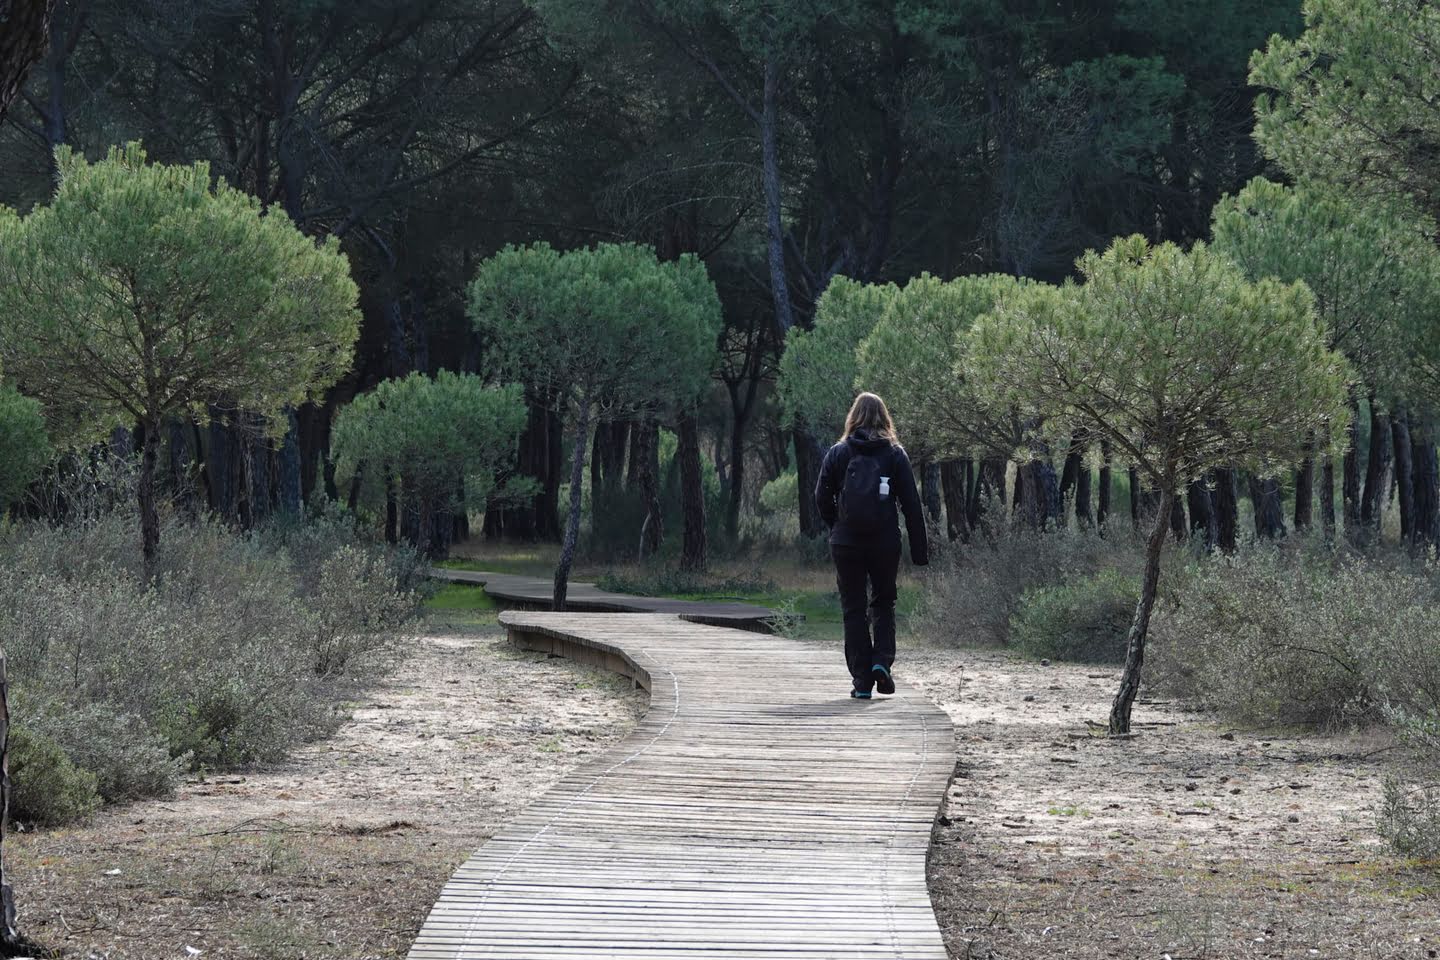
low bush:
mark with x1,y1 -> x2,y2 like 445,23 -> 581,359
1150,546 -> 1440,729
1,508 -> 421,824
914,525 -> 1145,646
9,725 -> 101,827
1009,569 -> 1139,663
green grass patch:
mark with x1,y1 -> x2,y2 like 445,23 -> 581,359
425,583 -> 497,612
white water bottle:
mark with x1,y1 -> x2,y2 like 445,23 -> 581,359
879,476 -> 890,498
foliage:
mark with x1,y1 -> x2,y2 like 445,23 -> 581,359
1,513 -> 419,782
0,142 -> 359,442
1009,569 -> 1141,664
1251,0 -> 1440,224
914,526 -> 1144,647
0,383 -> 48,510
1378,778 -> 1440,862
1210,177 -> 1440,393
969,237 -> 1352,487
332,371 -> 527,551
469,242 -> 721,419
9,725 -> 101,827
595,568 -> 776,598
855,273 -> 1028,461
778,278 -> 891,439
1152,546 -> 1440,728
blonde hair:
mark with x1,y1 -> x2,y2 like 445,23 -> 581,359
842,392 -> 897,442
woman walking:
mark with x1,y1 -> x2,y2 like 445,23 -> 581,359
814,392 -> 928,699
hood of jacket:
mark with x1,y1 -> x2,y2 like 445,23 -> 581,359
846,429 -> 893,455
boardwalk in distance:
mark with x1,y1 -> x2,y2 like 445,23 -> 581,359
408,611 -> 955,959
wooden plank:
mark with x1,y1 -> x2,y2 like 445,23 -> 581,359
405,612 -> 954,960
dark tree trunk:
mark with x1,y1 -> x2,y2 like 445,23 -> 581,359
1187,479 -> 1217,551
793,424 -> 825,538
1250,476 -> 1286,540
677,412 -> 707,572
554,398 -> 592,611
168,419 -> 196,514
137,418 -> 161,582
1075,461 -> 1093,530
1320,457 -> 1337,534
1128,466 -> 1140,528
1109,490 -> 1171,735
1168,493 -> 1187,541
969,456 -> 1006,530
384,476 -> 398,545
207,408 -> 235,522
0,0 -> 54,123
760,55 -> 797,337
1342,394 -> 1362,534
1017,457 -> 1060,529
1059,430 -> 1087,524
634,421 -> 662,558
1410,418 -> 1440,549
940,460 -> 969,542
278,409 -> 302,515
1097,441 -> 1112,531
1294,456 -> 1314,532
725,406 -> 748,542
1214,468 -> 1239,554
1392,408 -> 1414,543
921,462 -> 942,525
1361,399 -> 1391,532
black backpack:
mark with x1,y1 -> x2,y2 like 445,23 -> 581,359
838,448 -> 890,533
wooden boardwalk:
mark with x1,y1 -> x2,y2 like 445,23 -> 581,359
429,568 -> 792,630
408,611 -> 955,959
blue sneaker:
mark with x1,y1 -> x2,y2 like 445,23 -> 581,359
872,664 -> 896,695
850,689 -> 872,699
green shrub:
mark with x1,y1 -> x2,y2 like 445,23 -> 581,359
1379,777 -> 1440,861
1009,569 -> 1139,663
0,509 -> 418,788
9,725 -> 101,826
596,567 -> 776,597
1150,546 -> 1440,729
16,688 -> 182,802
914,525 -> 1146,646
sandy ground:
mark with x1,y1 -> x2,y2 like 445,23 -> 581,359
903,645 -> 1440,960
9,623 -> 647,959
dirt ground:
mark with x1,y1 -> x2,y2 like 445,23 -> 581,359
903,644 -> 1440,960
8,622 -> 647,959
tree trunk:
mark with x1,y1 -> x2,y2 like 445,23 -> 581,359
940,460 -> 969,542
0,0 -> 55,123
1128,466 -> 1140,529
1342,393 -> 1362,535
554,398 -> 592,611
1214,467 -> 1239,553
1109,489 -> 1171,735
207,407 -> 234,522
168,418 -> 196,515
1250,476 -> 1286,540
678,412 -> 707,572
725,406 -> 747,542
793,424 -> 825,537
1074,461 -> 1093,530
1294,455 -> 1314,532
137,418 -> 161,582
1319,456 -> 1337,534
278,409 -> 302,515
1410,418 -> 1440,550
1097,441 -> 1112,531
384,476 -> 398,545
1168,493 -> 1187,541
1392,408 -> 1414,543
921,462 -> 942,525
634,421 -> 662,557
970,456 -> 1006,530
760,54 -> 796,338
1361,399 -> 1391,533
1187,479 -> 1216,551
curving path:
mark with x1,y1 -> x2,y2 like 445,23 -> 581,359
429,567 -> 792,630
408,611 -> 955,959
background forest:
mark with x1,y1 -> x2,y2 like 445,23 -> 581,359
4,0 -> 1440,956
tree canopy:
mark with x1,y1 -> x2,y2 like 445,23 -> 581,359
0,142 -> 360,571
968,236 -> 1351,733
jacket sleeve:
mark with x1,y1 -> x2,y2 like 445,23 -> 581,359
814,445 -> 840,528
894,448 -> 929,565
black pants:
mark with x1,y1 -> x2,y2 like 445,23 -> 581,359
831,543 -> 900,691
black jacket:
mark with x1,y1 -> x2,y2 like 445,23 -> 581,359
814,429 -> 929,565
